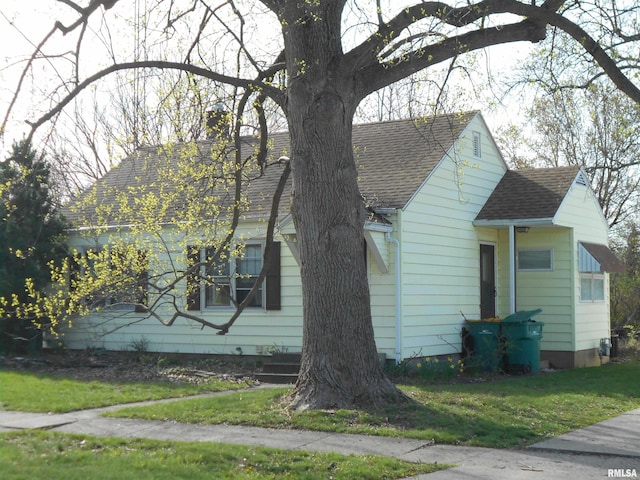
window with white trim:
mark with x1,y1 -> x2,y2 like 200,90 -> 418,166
578,243 -> 606,302
204,246 -> 233,306
202,244 -> 263,308
187,242 -> 281,311
580,274 -> 605,302
517,249 -> 553,271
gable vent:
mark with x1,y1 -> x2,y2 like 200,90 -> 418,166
575,171 -> 588,186
472,131 -> 481,158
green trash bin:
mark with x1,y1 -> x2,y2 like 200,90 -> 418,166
464,321 -> 504,372
502,309 -> 544,374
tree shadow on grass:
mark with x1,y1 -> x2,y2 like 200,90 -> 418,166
347,400 -> 542,448
300,362 -> 640,448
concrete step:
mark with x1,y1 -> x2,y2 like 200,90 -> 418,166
255,372 -> 298,384
261,362 -> 300,375
257,352 -> 301,384
270,352 -> 302,363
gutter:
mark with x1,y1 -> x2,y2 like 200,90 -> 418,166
385,230 -> 402,364
365,221 -> 393,233
509,225 -> 516,314
69,213 -> 290,234
473,217 -> 555,228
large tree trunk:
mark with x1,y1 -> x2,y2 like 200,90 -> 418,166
279,2 -> 407,410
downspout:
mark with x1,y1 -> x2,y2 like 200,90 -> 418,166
385,231 -> 402,364
509,224 -> 516,314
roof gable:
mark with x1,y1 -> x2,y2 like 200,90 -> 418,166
401,111 -> 507,210
474,166 -> 582,224
352,111 -> 478,208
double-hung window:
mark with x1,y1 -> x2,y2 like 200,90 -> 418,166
204,247 -> 233,306
234,244 -> 263,306
187,242 -> 280,311
580,274 -> 605,302
578,242 -> 606,303
203,244 -> 262,307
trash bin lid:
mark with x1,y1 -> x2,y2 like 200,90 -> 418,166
502,308 -> 543,323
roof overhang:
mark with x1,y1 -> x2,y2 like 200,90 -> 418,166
472,217 -> 556,228
278,214 -> 393,233
69,212 -> 289,234
279,218 -> 393,273
364,221 -> 393,233
579,242 -> 625,273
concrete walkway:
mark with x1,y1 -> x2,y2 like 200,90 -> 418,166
1,391 -> 639,479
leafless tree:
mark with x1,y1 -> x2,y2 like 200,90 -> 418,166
497,84 -> 640,231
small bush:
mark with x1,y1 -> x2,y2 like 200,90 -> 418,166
415,356 -> 464,382
128,336 -> 150,353
385,355 -> 466,383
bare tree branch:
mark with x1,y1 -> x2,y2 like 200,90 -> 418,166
1,25 -> 58,138
355,18 -> 547,100
538,9 -> 640,104
217,156 -> 290,335
348,0 -> 640,105
24,60 -> 284,139
55,0 -> 119,34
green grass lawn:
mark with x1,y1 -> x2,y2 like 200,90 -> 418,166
0,430 -> 444,480
3,360 -> 639,449
108,361 -> 640,448
0,370 -> 253,413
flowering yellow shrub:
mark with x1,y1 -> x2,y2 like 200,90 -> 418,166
415,355 -> 464,381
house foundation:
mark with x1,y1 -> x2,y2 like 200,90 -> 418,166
541,349 -> 610,369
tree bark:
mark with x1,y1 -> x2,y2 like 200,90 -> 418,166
279,2 -> 407,410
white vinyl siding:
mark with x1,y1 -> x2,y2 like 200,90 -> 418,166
511,228 -> 574,352
60,224 -> 305,355
367,231 -> 398,356
555,181 -> 611,352
399,116 -> 507,358
59,221 -> 399,358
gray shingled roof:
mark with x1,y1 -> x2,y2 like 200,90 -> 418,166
65,112 -> 479,227
352,112 -> 478,208
474,166 -> 581,222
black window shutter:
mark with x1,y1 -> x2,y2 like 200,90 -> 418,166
135,250 -> 148,313
265,241 -> 281,310
68,252 -> 81,291
186,246 -> 201,311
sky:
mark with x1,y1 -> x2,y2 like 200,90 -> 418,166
1,4 -> 69,152
0,1 -> 532,159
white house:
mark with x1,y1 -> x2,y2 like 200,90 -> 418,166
59,111 -> 623,368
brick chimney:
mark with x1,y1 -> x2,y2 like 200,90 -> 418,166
206,104 -> 229,140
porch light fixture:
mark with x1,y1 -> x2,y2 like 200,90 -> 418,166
516,226 -> 530,233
